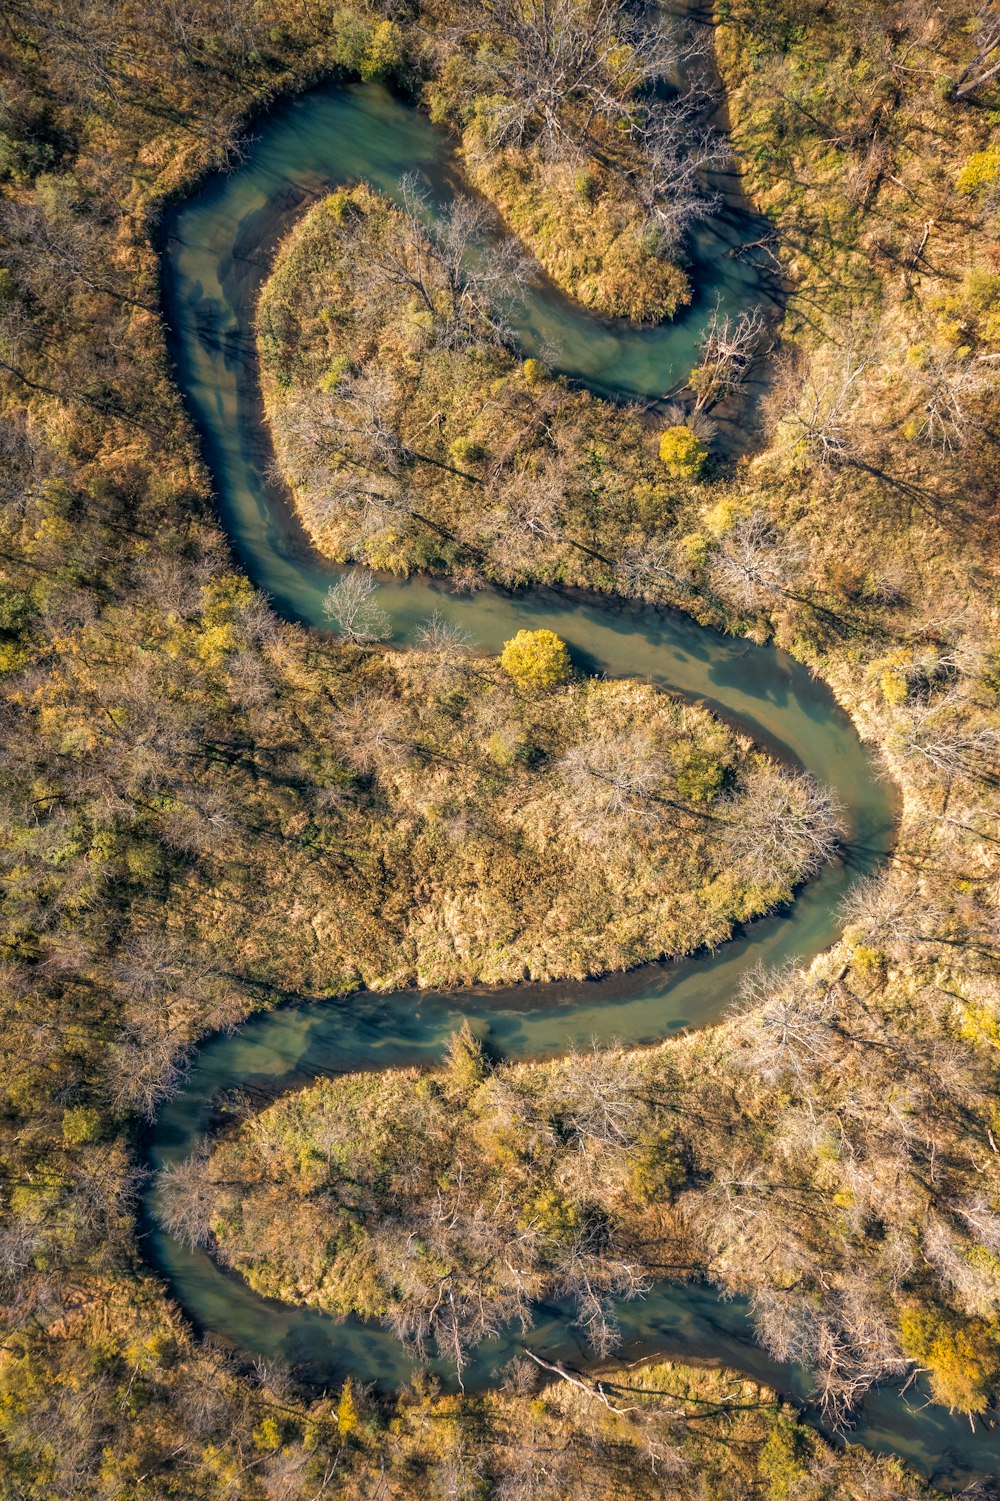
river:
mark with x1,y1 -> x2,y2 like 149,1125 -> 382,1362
150,76 -> 998,1487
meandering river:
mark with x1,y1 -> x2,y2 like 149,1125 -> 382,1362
151,78 -> 999,1486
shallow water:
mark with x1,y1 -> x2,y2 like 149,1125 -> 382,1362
150,78 -> 1000,1487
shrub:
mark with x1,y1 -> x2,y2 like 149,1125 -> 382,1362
955,146 -> 1000,195
671,745 -> 728,803
359,19 -> 404,81
500,629 -> 571,688
898,1308 -> 998,1414
252,1416 -> 284,1452
448,436 -> 486,467
757,1412 -> 811,1499
337,1379 -> 359,1439
486,729 -> 519,766
61,1106 -> 102,1146
522,357 -> 547,386
880,667 -> 909,705
659,424 -> 708,479
521,1187 -> 582,1244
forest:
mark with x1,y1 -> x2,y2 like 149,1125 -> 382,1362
0,0 -> 997,1496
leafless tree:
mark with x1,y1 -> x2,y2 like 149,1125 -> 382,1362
709,510 -> 807,611
923,1211 -> 1000,1318
748,1285 -> 906,1428
553,1234 -> 648,1357
459,0 -> 683,159
155,1143 -> 217,1249
691,305 -> 767,413
634,96 -> 728,252
1,192 -> 157,315
414,611 -> 474,656
307,471 -> 412,550
885,695 -> 1000,784
904,345 -> 991,450
330,687 -> 411,777
722,763 -> 842,890
731,961 -> 840,1086
558,728 -> 668,842
322,371 -> 409,474
839,872 -> 948,956
323,571 -> 391,644
661,400 -> 717,442
548,1042 -> 647,1149
780,346 -> 870,466
953,7 -> 1000,97
278,384 -> 408,501
614,538 -> 691,602
105,1025 -> 188,1119
485,460 -> 566,578
362,176 -> 534,349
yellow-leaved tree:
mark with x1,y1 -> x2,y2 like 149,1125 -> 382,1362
659,424 -> 707,479
500,629 -> 571,688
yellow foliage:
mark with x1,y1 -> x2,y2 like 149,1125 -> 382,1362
252,1415 -> 283,1452
898,1308 -> 998,1414
499,629 -> 571,688
955,145 -> 1000,194
360,20 -> 404,81
61,1106 -> 101,1145
658,424 -> 707,478
880,668 -> 909,705
337,1378 -> 359,1438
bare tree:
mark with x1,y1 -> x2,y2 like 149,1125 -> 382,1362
903,345 -> 991,451
321,370 -> 409,474
549,1042 -> 647,1150
952,7 -> 1000,97
322,571 -> 391,645
709,510 -> 807,611
414,611 -> 474,656
554,1235 -> 647,1357
105,1025 -> 188,1119
690,305 -> 767,413
839,872 -> 948,956
330,687 -> 411,776
459,0 -> 683,158
363,176 -> 534,348
558,728 -> 668,842
484,459 -> 568,582
635,96 -> 728,252
885,695 -> 1000,784
731,961 -> 840,1086
1,193 -> 157,315
614,538 -> 692,602
722,763 -> 841,890
780,346 -> 870,466
155,1144 -> 216,1250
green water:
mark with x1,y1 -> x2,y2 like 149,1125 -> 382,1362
149,79 -> 1000,1485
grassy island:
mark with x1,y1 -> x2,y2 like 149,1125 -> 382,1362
257,182 -> 682,588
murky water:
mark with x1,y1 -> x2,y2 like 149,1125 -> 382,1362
149,78 -> 1000,1487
